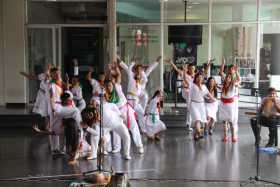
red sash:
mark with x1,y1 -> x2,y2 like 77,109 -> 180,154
221,97 -> 234,104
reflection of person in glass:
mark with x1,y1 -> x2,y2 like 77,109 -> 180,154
259,87 -> 280,147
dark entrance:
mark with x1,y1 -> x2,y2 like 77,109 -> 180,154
62,27 -> 103,103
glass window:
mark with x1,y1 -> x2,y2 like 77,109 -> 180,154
260,23 -> 280,95
27,28 -> 53,103
164,0 -> 208,23
164,25 -> 209,103
212,0 -> 257,22
212,24 -> 257,88
28,1 -> 107,24
117,25 -> 161,97
261,0 -> 280,21
117,0 -> 160,23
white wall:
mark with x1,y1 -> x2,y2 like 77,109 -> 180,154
0,0 -> 4,105
2,0 -> 26,104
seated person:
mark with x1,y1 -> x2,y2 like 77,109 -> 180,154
259,87 -> 280,147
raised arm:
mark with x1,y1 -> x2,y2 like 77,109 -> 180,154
165,58 -> 183,76
145,56 -> 161,77
20,71 -> 37,80
86,67 -> 94,81
219,57 -> 226,78
117,56 -> 129,75
204,58 -> 215,78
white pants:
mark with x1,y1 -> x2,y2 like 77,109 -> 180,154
119,104 -> 143,148
112,124 -> 131,156
92,125 -> 131,157
128,99 -> 146,133
139,91 -> 148,111
75,99 -> 86,112
50,104 -> 63,151
185,106 -> 192,127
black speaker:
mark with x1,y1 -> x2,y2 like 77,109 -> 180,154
168,25 -> 202,45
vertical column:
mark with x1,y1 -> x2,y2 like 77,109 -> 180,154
208,0 -> 212,78
0,0 -> 5,105
270,35 -> 280,75
107,0 -> 117,65
255,0 -> 261,89
160,0 -> 164,91
3,0 -> 26,104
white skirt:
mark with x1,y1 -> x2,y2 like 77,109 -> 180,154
145,114 -> 166,137
33,89 -> 51,117
205,101 -> 219,121
218,100 -> 238,125
190,101 -> 207,123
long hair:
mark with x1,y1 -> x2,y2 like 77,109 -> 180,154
206,77 -> 218,98
222,74 -> 232,95
152,90 -> 161,99
104,80 -> 120,103
63,118 -> 79,155
193,72 -> 204,87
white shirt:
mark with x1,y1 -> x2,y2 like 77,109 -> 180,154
114,83 -> 127,107
71,86 -> 83,100
148,96 -> 160,115
90,79 -> 103,96
190,84 -> 209,103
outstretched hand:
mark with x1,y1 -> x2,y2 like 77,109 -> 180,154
33,124 -> 42,133
164,58 -> 172,64
156,56 -> 162,62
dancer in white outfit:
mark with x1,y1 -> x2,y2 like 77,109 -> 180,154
219,74 -> 239,142
145,90 -> 166,140
51,91 -> 81,154
118,56 -> 160,111
205,77 -> 219,135
118,60 -> 146,133
187,73 -> 215,140
105,70 -> 144,154
20,64 -> 52,128
70,76 -> 86,112
87,69 -> 105,102
166,59 -> 196,133
219,58 -> 241,142
87,101 -> 132,160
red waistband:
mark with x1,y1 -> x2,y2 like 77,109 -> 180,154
221,97 -> 234,104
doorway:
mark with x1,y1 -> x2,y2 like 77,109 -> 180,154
62,27 -> 103,103
27,26 -> 104,104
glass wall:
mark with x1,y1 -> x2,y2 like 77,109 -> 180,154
260,23 -> 280,95
116,0 -> 280,104
212,0 -> 257,22
28,1 -> 107,24
261,0 -> 280,21
27,28 -> 54,103
212,24 -> 257,83
164,25 -> 209,102
164,0 -> 208,23
117,25 -> 161,96
117,0 -> 160,23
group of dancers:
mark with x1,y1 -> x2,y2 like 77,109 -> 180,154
21,56 -> 166,164
21,55 -> 241,164
166,57 -> 240,142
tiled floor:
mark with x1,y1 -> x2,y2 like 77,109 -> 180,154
0,120 -> 280,187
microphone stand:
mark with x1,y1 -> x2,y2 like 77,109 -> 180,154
83,91 -> 111,177
241,89 -> 280,186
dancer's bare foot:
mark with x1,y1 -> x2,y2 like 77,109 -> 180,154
68,159 -> 77,165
